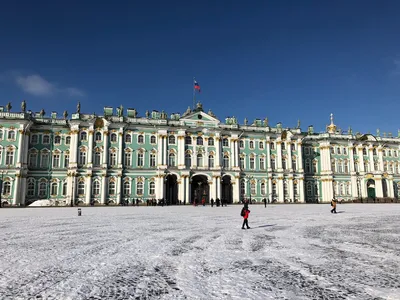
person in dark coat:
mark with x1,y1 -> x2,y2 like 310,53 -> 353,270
263,198 -> 267,208
241,203 -> 251,229
211,198 -> 214,207
216,198 -> 220,207
331,199 -> 337,214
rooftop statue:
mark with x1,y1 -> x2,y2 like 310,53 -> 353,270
145,110 -> 150,118
63,110 -> 68,119
21,100 -> 26,113
6,102 -> 12,112
76,101 -> 81,114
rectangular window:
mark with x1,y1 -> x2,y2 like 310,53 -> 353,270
6,151 -> 14,165
292,159 -> 297,171
124,152 -> 131,167
41,153 -> 49,168
150,154 -> 156,167
52,154 -> 60,168
250,157 -> 255,169
43,135 -> 50,144
64,155 -> 70,168
240,157 -> 245,169
259,157 -> 265,170
29,153 -> 37,168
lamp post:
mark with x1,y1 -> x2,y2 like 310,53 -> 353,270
245,175 -> 253,203
0,170 -> 8,208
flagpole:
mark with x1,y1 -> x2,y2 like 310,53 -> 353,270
193,77 -> 196,109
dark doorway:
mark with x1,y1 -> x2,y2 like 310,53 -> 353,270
191,175 -> 209,204
165,174 -> 178,205
367,179 -> 376,199
221,176 -> 233,204
382,179 -> 388,198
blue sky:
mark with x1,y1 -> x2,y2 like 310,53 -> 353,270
1,1 -> 400,135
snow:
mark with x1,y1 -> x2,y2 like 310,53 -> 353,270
1,204 -> 400,300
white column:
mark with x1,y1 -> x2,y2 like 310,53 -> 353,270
278,178 -> 284,202
287,140 -> 292,170
204,142 -> 209,168
378,148 -> 384,171
232,176 -> 240,203
13,176 -> 21,205
349,144 -> 355,172
215,137 -> 221,167
178,135 -> 185,168
157,136 -> 163,167
88,130 -> 94,166
163,136 -> 167,165
85,176 -> 91,205
358,146 -> 365,172
101,176 -> 107,204
70,129 -> 79,167
211,176 -> 217,200
116,176 -> 122,204
118,131 -> 123,168
229,138 -> 235,168
351,176 -> 358,198
369,146 -> 374,172
277,141 -> 283,170
186,176 -> 191,204
193,142 -> 197,168
216,176 -> 221,199
16,130 -> 24,168
268,178 -> 272,203
20,177 -> 27,206
289,178 -> 294,201
375,178 -> 383,198
102,129 -> 109,167
388,178 -> 394,198
155,176 -> 162,199
266,140 -> 271,171
23,133 -> 30,165
177,178 -> 183,202
298,178 -> 305,202
297,140 -> 303,171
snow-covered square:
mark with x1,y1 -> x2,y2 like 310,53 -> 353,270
1,204 -> 400,299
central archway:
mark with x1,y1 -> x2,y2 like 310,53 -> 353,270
367,179 -> 376,199
221,175 -> 233,204
165,174 -> 178,205
191,175 -> 209,204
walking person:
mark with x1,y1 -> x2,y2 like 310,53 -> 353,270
241,203 -> 251,229
211,198 -> 214,207
330,198 -> 337,214
263,198 -> 267,208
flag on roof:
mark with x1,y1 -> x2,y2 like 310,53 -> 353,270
194,80 -> 201,93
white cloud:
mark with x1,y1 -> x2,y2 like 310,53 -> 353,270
13,74 -> 84,97
16,75 -> 55,96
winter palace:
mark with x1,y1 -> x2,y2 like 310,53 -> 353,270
1,100 -> 400,207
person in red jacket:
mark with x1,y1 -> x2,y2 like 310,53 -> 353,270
241,204 -> 251,229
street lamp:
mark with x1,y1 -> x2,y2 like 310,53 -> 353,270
245,175 -> 253,203
0,170 -> 8,208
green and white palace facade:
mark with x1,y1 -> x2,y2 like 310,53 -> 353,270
1,101 -> 400,206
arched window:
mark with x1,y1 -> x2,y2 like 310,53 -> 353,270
355,161 -> 359,172
149,181 -> 155,195
374,160 -> 379,171
222,138 -> 229,147
185,136 -> 192,145
292,159 -> 297,171
261,183 -> 266,195
27,178 -> 35,197
95,132 -> 102,142
79,149 -> 86,165
150,135 -> 156,144
185,153 -> 191,168
110,133 -> 117,142
168,135 -> 176,144
77,180 -> 85,195
208,155 -> 214,168
344,160 -> 349,173
124,151 -> 131,166
197,137 -> 203,145
137,135 -> 144,144
54,136 -> 61,144
239,140 -> 244,148
339,183 -> 344,195
28,152 -> 38,168
5,149 -> 14,165
136,181 -> 144,195
281,142 -> 286,150
123,181 -> 130,196
331,160 -> 336,172
240,156 -> 245,169
125,134 -> 132,143
137,152 -> 144,167
208,137 -> 214,146
271,157 -> 276,170
169,153 -> 176,166
94,151 -> 101,166
259,141 -> 264,149
272,182 -> 277,198
150,153 -> 156,167
270,142 -> 275,150
250,182 -> 256,195
39,180 -> 47,197
240,180 -> 246,197
40,150 -> 49,168
197,154 -> 203,167
31,134 -> 38,144
259,157 -> 265,170
109,152 -> 117,166
50,182 -> 58,196
249,141 -> 254,149
307,183 -> 312,196
2,181 -> 11,195
223,155 -> 229,168
80,132 -> 87,141
346,183 -> 351,195
250,157 -> 255,169
92,180 -> 100,196
66,136 -> 71,145
282,158 -> 286,170
43,135 -> 50,144
363,148 -> 367,155
108,180 -> 116,195
62,182 -> 67,196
